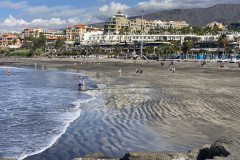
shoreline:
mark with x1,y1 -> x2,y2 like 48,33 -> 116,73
1,57 -> 240,160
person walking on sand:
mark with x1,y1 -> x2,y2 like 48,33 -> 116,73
172,67 -> 175,74
136,68 -> 139,74
82,78 -> 85,90
118,68 -> 122,77
78,76 -> 82,90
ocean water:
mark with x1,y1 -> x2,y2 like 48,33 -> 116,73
0,66 -> 97,159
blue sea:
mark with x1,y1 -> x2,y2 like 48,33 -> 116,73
0,66 -> 97,159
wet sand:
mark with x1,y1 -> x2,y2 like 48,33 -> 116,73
1,58 -> 240,160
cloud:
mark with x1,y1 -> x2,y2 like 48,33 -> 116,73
0,1 -> 28,9
98,2 -> 130,18
0,0 -> 239,32
22,5 -> 86,19
134,0 -> 240,13
1,15 -> 81,32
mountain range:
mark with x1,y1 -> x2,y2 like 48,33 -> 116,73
89,3 -> 240,28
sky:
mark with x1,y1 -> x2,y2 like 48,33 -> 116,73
0,0 -> 239,32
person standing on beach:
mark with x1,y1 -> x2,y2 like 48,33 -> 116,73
172,67 -> 175,74
78,76 -> 82,90
119,68 -> 122,77
136,68 -> 139,74
82,78 -> 85,90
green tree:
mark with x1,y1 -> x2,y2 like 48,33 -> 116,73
219,34 -> 229,54
13,39 -> 17,45
145,46 -> 154,55
32,35 -> 47,50
155,45 -> 164,58
55,38 -> 66,49
114,43 -> 122,56
93,44 -> 101,54
21,36 -> 33,49
181,37 -> 194,55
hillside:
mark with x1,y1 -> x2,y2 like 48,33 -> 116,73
89,3 -> 240,28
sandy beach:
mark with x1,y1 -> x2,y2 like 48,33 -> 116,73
1,57 -> 240,160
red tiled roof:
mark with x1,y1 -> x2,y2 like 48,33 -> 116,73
48,37 -> 58,40
24,27 -> 42,30
173,21 -> 182,24
74,24 -> 87,27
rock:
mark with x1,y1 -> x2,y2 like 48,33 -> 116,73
196,135 -> 240,160
209,135 -> 240,159
73,153 -> 119,160
121,152 -> 192,160
73,135 -> 240,160
188,144 -> 211,159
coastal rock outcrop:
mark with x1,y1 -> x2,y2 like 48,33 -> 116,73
73,153 -> 119,160
73,135 -> 240,160
196,135 -> 240,160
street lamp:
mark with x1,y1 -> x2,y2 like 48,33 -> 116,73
66,20 -> 69,41
141,9 -> 144,56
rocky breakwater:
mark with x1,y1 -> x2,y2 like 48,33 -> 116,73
73,135 -> 240,160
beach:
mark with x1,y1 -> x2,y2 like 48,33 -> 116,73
1,57 -> 240,160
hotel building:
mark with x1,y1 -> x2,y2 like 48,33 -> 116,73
104,12 -> 189,35
0,33 -> 20,47
164,21 -> 189,29
104,11 -> 129,35
23,27 -> 43,38
129,18 -> 155,34
207,21 -> 225,29
67,24 -> 103,41
40,29 -> 66,39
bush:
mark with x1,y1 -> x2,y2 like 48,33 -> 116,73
27,49 -> 35,57
108,51 -> 116,56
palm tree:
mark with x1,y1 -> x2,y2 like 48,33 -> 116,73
181,37 -> 194,58
145,46 -> 154,55
219,34 -> 229,56
155,45 -> 164,59
119,28 -> 124,42
13,39 -> 17,45
115,43 -> 122,56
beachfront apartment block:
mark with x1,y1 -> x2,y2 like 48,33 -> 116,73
104,12 -> 189,35
207,21 -> 225,29
40,29 -> 66,39
23,27 -> 43,38
104,12 -> 156,35
22,27 -> 66,42
0,33 -> 21,47
104,11 -> 129,35
67,24 -> 103,41
164,21 -> 189,29
129,18 -> 156,34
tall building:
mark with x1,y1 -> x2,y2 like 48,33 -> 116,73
207,21 -> 225,29
104,12 -> 190,35
23,27 -> 42,38
164,21 -> 189,29
104,11 -> 129,35
0,33 -> 20,47
66,24 -> 103,41
129,18 -> 155,34
41,29 -> 65,39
